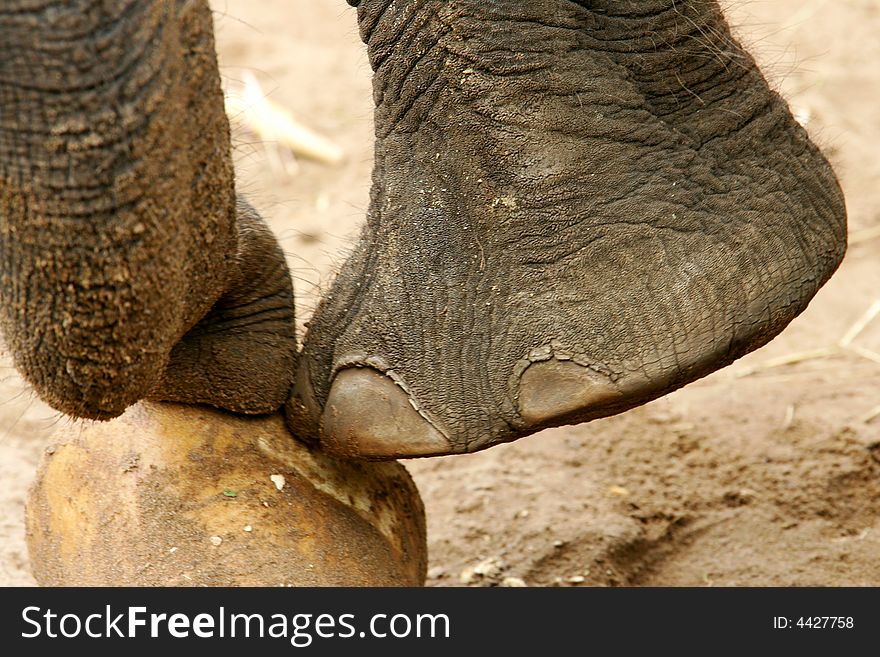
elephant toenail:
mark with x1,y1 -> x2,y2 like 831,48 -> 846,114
321,368 -> 450,459
517,360 -> 624,426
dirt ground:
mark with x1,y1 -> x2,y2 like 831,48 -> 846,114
2,0 -> 879,587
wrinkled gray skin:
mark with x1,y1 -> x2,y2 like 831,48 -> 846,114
0,0 -> 846,460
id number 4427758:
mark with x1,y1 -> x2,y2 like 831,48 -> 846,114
773,617 -> 854,629
799,617 -> 853,629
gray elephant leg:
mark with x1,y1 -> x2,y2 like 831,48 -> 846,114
0,1 -> 296,419
288,0 -> 847,458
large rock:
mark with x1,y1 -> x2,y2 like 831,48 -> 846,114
26,402 -> 426,586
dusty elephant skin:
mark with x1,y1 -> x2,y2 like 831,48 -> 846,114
288,0 -> 847,457
26,402 -> 427,586
0,1 -> 296,420
0,0 -> 847,461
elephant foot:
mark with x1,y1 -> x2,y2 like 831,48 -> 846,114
26,402 -> 427,586
287,0 -> 846,458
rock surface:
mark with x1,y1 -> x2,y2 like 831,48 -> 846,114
26,402 -> 426,586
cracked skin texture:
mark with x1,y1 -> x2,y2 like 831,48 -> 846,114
0,1 -> 846,461
287,0 -> 847,457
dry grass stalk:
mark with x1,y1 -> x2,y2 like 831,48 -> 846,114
224,72 -> 345,168
837,299 -> 880,347
848,225 -> 880,246
736,298 -> 880,377
859,405 -> 880,424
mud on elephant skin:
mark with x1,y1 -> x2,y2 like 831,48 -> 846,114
0,1 -> 846,461
0,0 -> 296,421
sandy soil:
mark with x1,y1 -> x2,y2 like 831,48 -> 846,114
1,0 -> 878,586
